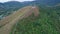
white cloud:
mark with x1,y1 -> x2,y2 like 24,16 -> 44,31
0,0 -> 10,2
15,0 -> 34,2
0,0 -> 34,3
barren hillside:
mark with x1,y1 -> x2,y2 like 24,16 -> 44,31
0,6 -> 39,34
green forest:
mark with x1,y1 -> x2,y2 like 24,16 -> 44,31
11,6 -> 60,34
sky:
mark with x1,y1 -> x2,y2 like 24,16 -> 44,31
0,0 -> 34,3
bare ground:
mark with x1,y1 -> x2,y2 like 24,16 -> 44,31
0,6 -> 39,34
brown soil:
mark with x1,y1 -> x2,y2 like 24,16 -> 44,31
0,6 -> 39,34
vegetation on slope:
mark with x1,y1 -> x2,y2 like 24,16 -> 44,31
11,6 -> 60,34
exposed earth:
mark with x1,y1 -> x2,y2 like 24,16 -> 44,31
0,6 -> 39,34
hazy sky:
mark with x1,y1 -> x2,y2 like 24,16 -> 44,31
0,0 -> 34,3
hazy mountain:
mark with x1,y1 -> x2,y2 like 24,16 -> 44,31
0,1 -> 23,19
0,0 -> 60,9
0,0 -> 60,19
35,0 -> 60,6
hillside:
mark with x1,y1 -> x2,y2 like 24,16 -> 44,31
35,0 -> 60,6
11,6 -> 60,34
0,0 -> 60,34
0,0 -> 60,19
0,1 -> 23,20
0,6 -> 39,34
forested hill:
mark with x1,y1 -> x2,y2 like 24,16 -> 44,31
0,0 -> 60,9
35,0 -> 60,6
0,0 -> 60,10
0,0 -> 60,20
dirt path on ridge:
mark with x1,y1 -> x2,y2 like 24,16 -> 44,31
0,6 -> 39,34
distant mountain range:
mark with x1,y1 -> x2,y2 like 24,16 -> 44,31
0,0 -> 60,9
0,1 -> 24,19
0,0 -> 60,19
35,0 -> 60,6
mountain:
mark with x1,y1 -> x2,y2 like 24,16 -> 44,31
0,1 -> 60,19
0,0 -> 60,10
35,0 -> 60,6
0,3 -> 5,11
0,1 -> 23,19
4,1 -> 23,8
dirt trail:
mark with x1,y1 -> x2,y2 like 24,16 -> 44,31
0,6 -> 39,34
0,6 -> 32,26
